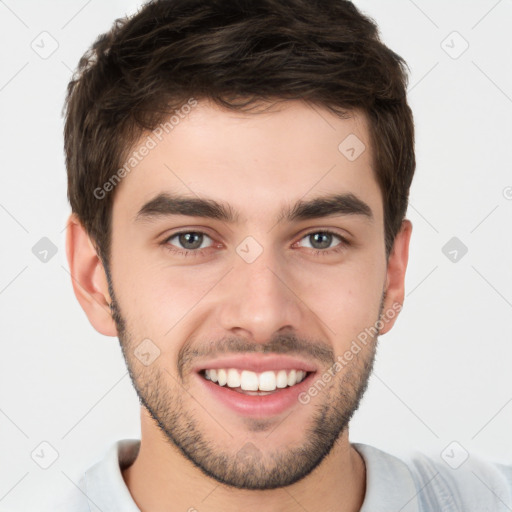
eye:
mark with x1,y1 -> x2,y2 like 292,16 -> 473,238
162,231 -> 214,256
296,230 -> 349,255
161,229 -> 350,258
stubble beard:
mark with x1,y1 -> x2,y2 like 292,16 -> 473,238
107,274 -> 381,490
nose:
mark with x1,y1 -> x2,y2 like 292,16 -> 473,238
217,243 -> 304,345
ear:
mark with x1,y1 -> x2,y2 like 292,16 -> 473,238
379,219 -> 412,335
65,213 -> 118,337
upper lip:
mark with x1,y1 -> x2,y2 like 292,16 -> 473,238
193,354 -> 318,374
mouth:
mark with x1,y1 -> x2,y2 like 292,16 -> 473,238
199,368 -> 312,395
193,355 -> 317,417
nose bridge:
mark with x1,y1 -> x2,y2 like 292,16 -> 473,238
217,238 -> 303,343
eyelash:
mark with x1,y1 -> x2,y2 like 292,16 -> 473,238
161,229 -> 350,258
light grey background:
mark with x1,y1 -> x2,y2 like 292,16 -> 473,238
0,0 -> 511,510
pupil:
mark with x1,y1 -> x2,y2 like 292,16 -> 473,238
311,232 -> 331,249
177,233 -> 332,251
180,232 -> 202,250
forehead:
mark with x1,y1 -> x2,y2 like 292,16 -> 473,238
113,99 -> 382,227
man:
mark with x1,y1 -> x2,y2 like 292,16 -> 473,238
59,0 -> 511,510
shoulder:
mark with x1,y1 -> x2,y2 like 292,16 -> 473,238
48,475 -> 90,512
406,448 -> 512,511
353,442 -> 512,512
49,439 -> 141,512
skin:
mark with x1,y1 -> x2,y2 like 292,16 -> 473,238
66,98 -> 412,512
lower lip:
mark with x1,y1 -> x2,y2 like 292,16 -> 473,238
196,372 -> 315,417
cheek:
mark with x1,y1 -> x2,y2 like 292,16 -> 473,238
113,231 -> 385,349
115,261 -> 219,341
298,259 -> 384,344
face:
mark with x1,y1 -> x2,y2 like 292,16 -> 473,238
99,99 -> 400,489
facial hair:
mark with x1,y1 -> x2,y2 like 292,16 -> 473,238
106,268 -> 382,490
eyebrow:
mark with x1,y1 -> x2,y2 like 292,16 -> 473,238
134,192 -> 373,225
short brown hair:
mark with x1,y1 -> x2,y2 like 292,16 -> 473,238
63,0 -> 415,269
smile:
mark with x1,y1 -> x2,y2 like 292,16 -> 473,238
202,368 -> 309,394
194,354 -> 317,416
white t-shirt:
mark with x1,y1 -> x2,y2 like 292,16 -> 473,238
53,439 -> 512,511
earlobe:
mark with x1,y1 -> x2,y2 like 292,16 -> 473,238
65,213 -> 118,337
379,219 -> 412,335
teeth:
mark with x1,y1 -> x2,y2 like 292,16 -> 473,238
217,369 -> 227,386
227,368 -> 240,388
203,368 -> 309,391
276,369 -> 288,388
240,370 -> 259,391
258,371 -> 276,391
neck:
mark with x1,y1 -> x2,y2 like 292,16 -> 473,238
122,410 -> 366,512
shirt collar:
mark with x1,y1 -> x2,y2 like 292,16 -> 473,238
353,442 -> 420,512
83,439 -> 141,512
83,439 -> 420,512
